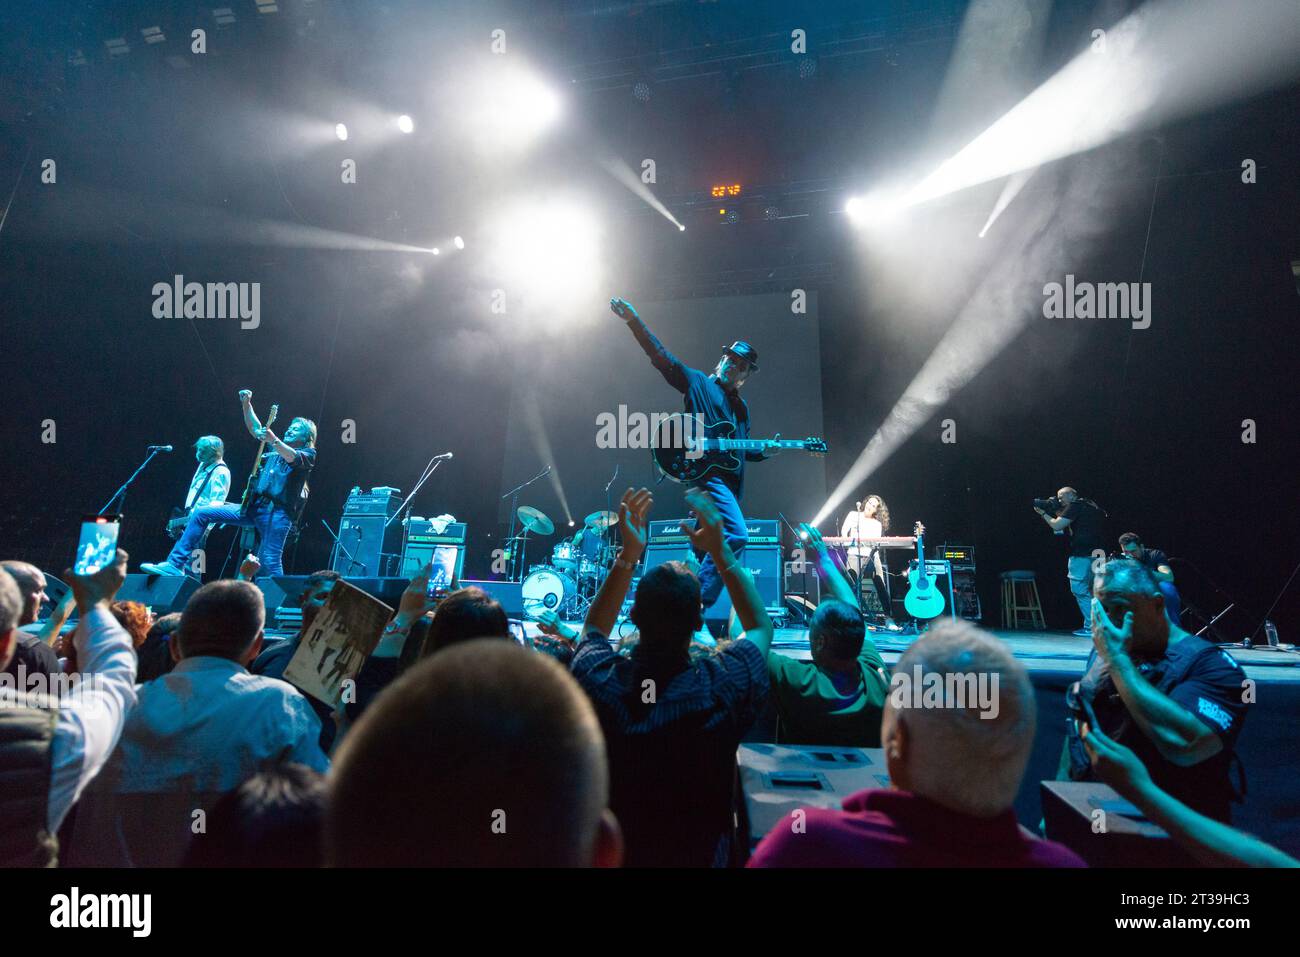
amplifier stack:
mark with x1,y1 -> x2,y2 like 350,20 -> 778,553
643,518 -> 784,626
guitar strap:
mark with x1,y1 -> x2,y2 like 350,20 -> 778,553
186,463 -> 219,510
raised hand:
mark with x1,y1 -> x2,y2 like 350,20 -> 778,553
681,487 -> 725,558
66,548 -> 129,613
238,389 -> 253,405
1091,597 -> 1134,664
237,553 -> 262,581
1081,721 -> 1151,801
618,487 -> 653,561
609,297 -> 639,322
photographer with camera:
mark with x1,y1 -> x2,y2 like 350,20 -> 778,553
1034,487 -> 1106,637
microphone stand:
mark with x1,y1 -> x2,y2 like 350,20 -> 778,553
603,463 -> 619,573
387,454 -> 450,530
99,447 -> 166,515
321,519 -> 365,574
501,465 -> 551,583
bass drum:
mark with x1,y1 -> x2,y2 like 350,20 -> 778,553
522,565 -> 577,618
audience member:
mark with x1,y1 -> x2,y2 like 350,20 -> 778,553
1082,721 -> 1296,868
764,525 -> 889,746
135,612 -> 181,683
184,762 -> 328,868
0,559 -> 60,683
570,487 -> 773,867
1062,559 -> 1248,823
69,579 -> 328,866
328,640 -> 621,867
749,619 -> 1084,867
0,553 -> 137,866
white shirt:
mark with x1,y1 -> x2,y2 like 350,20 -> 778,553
185,461 -> 231,509
840,512 -> 884,557
97,656 -> 328,795
0,607 -> 139,834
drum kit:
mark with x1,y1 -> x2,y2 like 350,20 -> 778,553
513,505 -> 622,621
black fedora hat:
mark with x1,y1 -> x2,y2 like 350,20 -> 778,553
723,340 -> 759,372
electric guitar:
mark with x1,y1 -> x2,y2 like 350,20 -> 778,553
238,403 -> 278,551
651,414 -> 827,484
903,522 -> 946,620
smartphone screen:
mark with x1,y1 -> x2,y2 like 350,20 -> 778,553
425,544 -> 459,600
75,514 -> 121,576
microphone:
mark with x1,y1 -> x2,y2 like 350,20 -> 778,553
433,452 -> 454,460
149,445 -> 174,453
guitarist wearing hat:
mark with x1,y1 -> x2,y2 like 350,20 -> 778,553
609,297 -> 778,612
142,390 -> 317,580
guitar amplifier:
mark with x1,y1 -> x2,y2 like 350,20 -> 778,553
400,521 -> 468,579
642,518 -> 783,624
938,544 -> 976,571
332,490 -> 403,577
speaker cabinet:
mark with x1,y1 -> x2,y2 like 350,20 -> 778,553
118,574 -> 201,614
332,514 -> 403,577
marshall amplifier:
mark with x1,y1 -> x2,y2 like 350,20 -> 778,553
332,489 -> 403,577
642,518 -> 783,626
401,521 -> 468,579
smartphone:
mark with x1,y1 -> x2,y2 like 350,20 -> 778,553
425,544 -> 459,600
74,514 -> 121,576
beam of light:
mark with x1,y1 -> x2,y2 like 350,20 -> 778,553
814,0 -> 1300,528
334,123 -> 349,141
898,0 -> 1300,211
396,114 -> 414,134
814,147 -> 1137,530
453,235 -> 465,250
978,167 -> 1035,238
522,398 -> 573,527
16,185 -> 436,253
597,157 -> 686,232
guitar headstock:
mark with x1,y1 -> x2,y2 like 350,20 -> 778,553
805,437 -> 828,456
913,521 -> 926,538
266,404 -> 279,428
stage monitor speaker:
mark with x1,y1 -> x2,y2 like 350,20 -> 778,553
332,514 -> 403,577
117,574 -> 201,614
459,579 -> 524,616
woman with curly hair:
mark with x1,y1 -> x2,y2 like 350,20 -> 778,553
840,495 -> 894,623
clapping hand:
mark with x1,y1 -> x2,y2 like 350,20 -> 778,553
681,487 -> 725,558
618,487 -> 653,561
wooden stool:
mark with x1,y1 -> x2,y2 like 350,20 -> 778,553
1000,570 -> 1045,630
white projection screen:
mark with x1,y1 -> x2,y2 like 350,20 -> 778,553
499,291 -> 826,539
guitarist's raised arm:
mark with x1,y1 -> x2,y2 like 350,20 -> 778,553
238,389 -> 264,439
609,297 -> 690,394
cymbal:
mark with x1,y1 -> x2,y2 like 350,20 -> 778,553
517,506 -> 554,536
584,509 -> 619,531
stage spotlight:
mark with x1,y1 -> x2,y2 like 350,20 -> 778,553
397,114 -> 414,134
486,198 -> 602,306
844,191 -> 903,227
467,67 -> 562,153
632,80 -> 652,103
569,520 -> 576,527
430,247 -> 440,255
678,224 -> 686,232
335,123 -> 348,141
453,235 -> 465,250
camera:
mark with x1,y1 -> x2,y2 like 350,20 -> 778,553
1033,496 -> 1061,514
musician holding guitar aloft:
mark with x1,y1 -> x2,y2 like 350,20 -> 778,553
609,296 -> 778,613
141,390 -> 317,580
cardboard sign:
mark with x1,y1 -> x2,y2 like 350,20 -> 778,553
282,579 -> 392,707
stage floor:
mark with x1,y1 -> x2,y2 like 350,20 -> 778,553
515,620 -> 1300,682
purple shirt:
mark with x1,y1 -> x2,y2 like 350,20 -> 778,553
747,788 -> 1086,868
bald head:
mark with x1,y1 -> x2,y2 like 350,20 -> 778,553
0,561 -> 47,626
1094,557 -> 1170,658
327,640 -> 619,867
884,620 -> 1035,817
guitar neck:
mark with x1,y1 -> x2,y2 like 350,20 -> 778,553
714,439 -> 812,451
